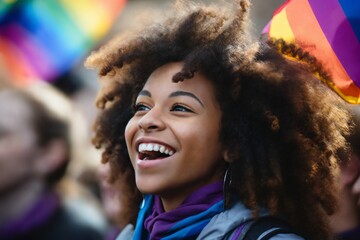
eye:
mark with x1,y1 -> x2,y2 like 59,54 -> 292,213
171,104 -> 193,113
134,103 -> 150,112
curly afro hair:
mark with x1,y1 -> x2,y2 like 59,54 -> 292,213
86,0 -> 351,238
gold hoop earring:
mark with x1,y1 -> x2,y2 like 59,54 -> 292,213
223,167 -> 233,209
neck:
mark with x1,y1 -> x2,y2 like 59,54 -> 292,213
0,180 -> 45,225
160,195 -> 186,212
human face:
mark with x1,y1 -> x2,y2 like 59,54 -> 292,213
98,162 -> 126,223
0,91 -> 39,194
125,62 -> 225,210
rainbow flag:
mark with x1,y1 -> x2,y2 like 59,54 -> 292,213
263,0 -> 360,104
0,0 -> 126,86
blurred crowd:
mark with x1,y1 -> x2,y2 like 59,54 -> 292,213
0,0 -> 126,239
0,0 -> 359,240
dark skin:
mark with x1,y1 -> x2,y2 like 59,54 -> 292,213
86,0 -> 351,238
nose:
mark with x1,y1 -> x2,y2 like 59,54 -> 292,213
137,108 -> 165,132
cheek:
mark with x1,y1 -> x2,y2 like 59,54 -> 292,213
197,116 -> 221,142
181,121 -> 221,153
124,119 -> 137,156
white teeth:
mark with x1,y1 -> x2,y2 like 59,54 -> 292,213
154,144 -> 159,151
146,144 -> 153,151
138,143 -> 174,156
159,146 -> 165,153
139,144 -> 146,152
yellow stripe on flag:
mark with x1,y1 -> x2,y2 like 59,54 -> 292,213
269,8 -> 295,42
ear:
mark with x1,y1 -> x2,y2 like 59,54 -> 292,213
34,140 -> 68,176
223,149 -> 231,163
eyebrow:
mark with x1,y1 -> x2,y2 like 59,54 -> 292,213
137,89 -> 204,107
169,91 -> 204,107
138,90 -> 151,97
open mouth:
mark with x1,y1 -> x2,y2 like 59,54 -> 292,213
138,143 -> 174,160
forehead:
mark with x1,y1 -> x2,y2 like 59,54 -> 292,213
143,62 -> 216,96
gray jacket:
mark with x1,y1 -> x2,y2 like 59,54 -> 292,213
197,202 -> 304,240
116,202 -> 304,240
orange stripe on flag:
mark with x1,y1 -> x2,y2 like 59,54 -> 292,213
0,37 -> 37,86
285,0 -> 360,102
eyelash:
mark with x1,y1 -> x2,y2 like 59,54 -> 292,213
133,103 -> 193,113
133,103 -> 150,112
171,103 -> 193,113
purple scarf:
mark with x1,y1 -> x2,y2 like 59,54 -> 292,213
0,191 -> 60,239
139,181 -> 224,240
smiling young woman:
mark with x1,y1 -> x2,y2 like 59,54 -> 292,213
86,0 -> 351,239
125,62 -> 225,212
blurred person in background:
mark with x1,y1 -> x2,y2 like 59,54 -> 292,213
0,0 -> 127,187
98,161 -> 140,240
330,106 -> 360,240
0,82 -> 105,240
0,1 -> 128,238
98,162 -> 122,240
262,0 -> 360,239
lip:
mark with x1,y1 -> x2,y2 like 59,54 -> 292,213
136,157 -> 171,169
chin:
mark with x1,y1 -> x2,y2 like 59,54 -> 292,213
136,174 -> 167,192
136,181 -> 158,194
